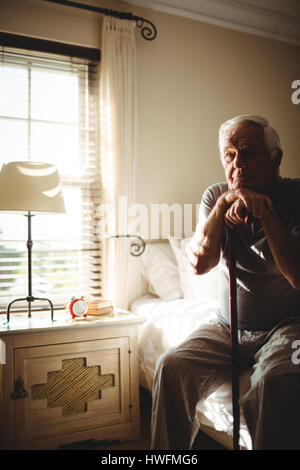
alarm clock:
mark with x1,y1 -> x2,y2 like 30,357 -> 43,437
67,296 -> 88,319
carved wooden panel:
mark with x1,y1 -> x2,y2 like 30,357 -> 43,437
31,357 -> 114,416
13,336 -> 131,444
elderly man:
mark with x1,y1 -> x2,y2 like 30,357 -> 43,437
151,115 -> 300,450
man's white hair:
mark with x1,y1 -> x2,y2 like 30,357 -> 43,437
218,114 -> 282,160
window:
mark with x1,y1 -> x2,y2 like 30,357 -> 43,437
0,36 -> 101,311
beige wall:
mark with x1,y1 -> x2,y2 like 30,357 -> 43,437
133,6 -> 300,208
1,0 -> 300,225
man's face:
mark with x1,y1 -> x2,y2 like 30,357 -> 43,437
220,121 -> 278,192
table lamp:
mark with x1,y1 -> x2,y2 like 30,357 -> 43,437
0,161 -> 66,323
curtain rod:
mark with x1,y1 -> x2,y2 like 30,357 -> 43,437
45,0 -> 157,40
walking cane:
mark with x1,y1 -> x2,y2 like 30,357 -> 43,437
227,226 -> 240,450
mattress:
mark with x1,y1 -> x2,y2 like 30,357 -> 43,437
131,294 -> 252,450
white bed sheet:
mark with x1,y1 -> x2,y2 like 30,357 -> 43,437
131,294 -> 252,450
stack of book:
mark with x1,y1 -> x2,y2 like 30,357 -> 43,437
86,299 -> 114,316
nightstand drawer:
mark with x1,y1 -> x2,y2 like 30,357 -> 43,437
13,337 -> 131,444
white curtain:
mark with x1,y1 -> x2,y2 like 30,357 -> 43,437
100,16 -> 138,309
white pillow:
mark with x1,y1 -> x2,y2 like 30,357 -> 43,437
169,237 -> 220,301
140,241 -> 182,300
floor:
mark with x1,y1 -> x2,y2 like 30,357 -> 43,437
60,387 -> 226,451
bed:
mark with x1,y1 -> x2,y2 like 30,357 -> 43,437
130,238 -> 252,450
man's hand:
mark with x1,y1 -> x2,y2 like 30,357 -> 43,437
222,188 -> 274,228
185,237 -> 204,274
224,199 -> 247,228
231,188 -> 274,217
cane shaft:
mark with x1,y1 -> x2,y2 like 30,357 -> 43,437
228,227 -> 240,450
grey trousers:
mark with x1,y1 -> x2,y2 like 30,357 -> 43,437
151,317 -> 300,450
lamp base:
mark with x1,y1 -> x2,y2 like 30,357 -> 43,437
6,296 -> 54,324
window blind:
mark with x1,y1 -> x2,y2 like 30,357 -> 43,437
0,43 -> 102,311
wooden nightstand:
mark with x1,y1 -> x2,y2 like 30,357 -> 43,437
0,309 -> 145,450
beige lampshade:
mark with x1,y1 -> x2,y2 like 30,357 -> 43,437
0,161 -> 66,214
